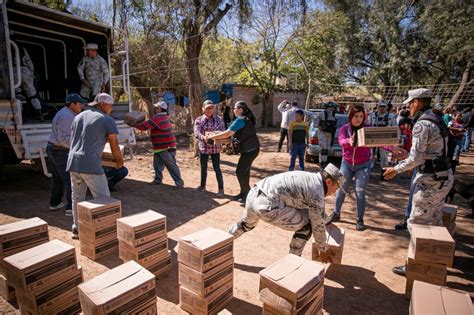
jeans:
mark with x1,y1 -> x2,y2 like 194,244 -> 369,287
153,150 -> 184,187
70,171 -> 110,231
404,171 -> 416,217
47,144 -> 72,210
236,148 -> 260,196
289,143 -> 305,171
199,153 -> 224,190
334,159 -> 371,220
454,138 -> 464,160
103,166 -> 128,188
278,128 -> 288,151
463,127 -> 472,151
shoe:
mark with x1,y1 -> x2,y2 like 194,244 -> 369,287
217,189 -> 225,197
356,219 -> 365,231
395,217 -> 408,230
326,212 -> 340,224
232,194 -> 243,201
148,181 -> 162,185
392,265 -> 406,276
196,186 -> 206,191
65,209 -> 73,216
72,228 -> 79,240
49,202 -> 64,211
237,194 -> 248,204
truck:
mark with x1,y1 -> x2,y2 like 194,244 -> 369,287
0,0 -> 135,176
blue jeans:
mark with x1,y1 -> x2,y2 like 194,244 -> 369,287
334,159 -> 371,220
289,143 -> 306,171
153,149 -> 184,187
463,127 -> 472,151
404,171 -> 416,217
47,144 -> 72,210
454,138 -> 464,160
103,166 -> 128,188
199,153 -> 224,190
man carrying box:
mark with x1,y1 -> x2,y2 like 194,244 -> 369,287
228,164 -> 344,260
383,88 -> 454,276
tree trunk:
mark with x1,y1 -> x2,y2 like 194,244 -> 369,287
185,38 -> 203,124
261,93 -> 274,127
448,63 -> 471,110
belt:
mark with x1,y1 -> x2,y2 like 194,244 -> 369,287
47,142 -> 69,151
168,148 -> 176,152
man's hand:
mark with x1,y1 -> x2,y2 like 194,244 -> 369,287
383,167 -> 398,180
318,248 -> 332,263
115,160 -> 124,169
81,79 -> 90,87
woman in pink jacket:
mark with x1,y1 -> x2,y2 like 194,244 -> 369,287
327,105 -> 371,230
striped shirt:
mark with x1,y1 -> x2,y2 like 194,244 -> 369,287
134,112 -> 176,153
289,121 -> 309,144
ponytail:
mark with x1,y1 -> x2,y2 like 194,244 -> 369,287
235,101 -> 256,126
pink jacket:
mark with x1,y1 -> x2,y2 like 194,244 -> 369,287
338,123 -> 372,165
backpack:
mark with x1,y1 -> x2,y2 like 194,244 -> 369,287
319,111 -> 337,134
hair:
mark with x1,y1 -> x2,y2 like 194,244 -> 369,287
295,109 -> 304,116
235,101 -> 256,125
400,109 -> 410,118
348,105 -> 367,127
417,98 -> 431,108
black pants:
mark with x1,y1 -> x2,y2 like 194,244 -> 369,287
236,148 -> 260,196
278,128 -> 288,151
200,153 -> 224,190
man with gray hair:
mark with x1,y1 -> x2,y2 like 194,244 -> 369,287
384,88 -> 453,276
77,43 -> 110,100
228,163 -> 344,260
66,93 -> 123,239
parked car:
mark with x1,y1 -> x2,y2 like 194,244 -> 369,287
305,111 -> 349,163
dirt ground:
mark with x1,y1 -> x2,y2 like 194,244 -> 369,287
0,128 -> 473,314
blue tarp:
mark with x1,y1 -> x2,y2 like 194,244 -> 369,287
204,90 -> 220,104
162,91 -> 176,114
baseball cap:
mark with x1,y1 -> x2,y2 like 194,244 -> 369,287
322,163 -> 346,193
65,93 -> 87,104
203,100 -> 214,108
153,101 -> 168,110
378,100 -> 388,107
85,43 -> 98,50
402,88 -> 432,105
88,93 -> 113,106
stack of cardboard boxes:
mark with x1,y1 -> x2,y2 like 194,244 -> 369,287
178,227 -> 234,314
0,218 -> 50,303
117,210 -> 171,278
78,261 -> 157,314
259,254 -> 326,315
405,224 -> 455,296
312,223 -> 345,265
101,143 -> 126,168
77,197 -> 122,260
3,240 -> 83,314
441,203 -> 458,236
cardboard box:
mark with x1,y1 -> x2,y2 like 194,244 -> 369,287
178,228 -> 234,273
263,293 -> 323,315
78,261 -> 156,315
147,251 -> 172,278
117,210 -> 167,247
101,143 -> 125,167
259,254 -> 325,310
312,224 -> 345,264
217,309 -> 232,315
357,126 -> 399,147
180,278 -> 233,315
0,217 -> 49,258
409,280 -> 474,314
80,238 -> 118,261
409,224 -> 455,267
179,258 -> 234,297
16,267 -> 83,315
3,240 -> 77,294
0,273 -> 15,302
124,111 -> 146,126
406,242 -> 447,284
77,197 -> 122,226
442,203 -> 458,229
78,220 -> 117,246
119,237 -> 168,267
205,131 -> 231,145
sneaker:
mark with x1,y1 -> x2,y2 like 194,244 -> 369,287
49,202 -> 64,211
392,265 -> 406,276
148,181 -> 162,185
72,228 -> 79,240
356,219 -> 366,231
65,209 -> 73,216
196,186 -> 206,191
232,194 -> 243,201
217,189 -> 225,197
395,217 -> 408,230
237,194 -> 248,204
326,212 -> 340,224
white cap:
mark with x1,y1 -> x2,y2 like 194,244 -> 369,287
153,101 -> 168,110
85,43 -> 98,50
88,93 -> 113,106
402,88 -> 432,104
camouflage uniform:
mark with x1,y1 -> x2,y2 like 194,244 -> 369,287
15,48 -> 41,110
394,109 -> 453,230
313,109 -> 337,167
228,171 -> 328,256
369,111 -> 397,168
77,55 -> 109,99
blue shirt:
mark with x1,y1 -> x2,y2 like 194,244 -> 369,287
229,117 -> 245,132
48,106 -> 76,149
66,108 -> 119,175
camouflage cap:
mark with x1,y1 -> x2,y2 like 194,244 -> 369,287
403,88 -> 432,104
322,163 -> 346,193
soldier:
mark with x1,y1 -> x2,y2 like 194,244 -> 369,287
77,43 -> 110,100
383,88 -> 454,276
313,102 -> 338,168
228,163 -> 344,260
369,100 -> 397,175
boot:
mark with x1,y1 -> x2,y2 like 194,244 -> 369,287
395,216 -> 408,230
392,265 -> 406,276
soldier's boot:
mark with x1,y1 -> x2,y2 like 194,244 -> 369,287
392,265 -> 406,277
395,216 -> 408,230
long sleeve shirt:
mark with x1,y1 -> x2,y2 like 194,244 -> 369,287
77,55 -> 110,85
48,106 -> 77,149
194,114 -> 225,154
134,112 -> 176,153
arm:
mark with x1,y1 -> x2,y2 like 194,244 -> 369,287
277,100 -> 288,113
193,117 -> 205,141
209,129 -> 235,140
56,113 -> 74,147
338,125 -> 352,148
77,57 -> 86,81
305,124 -> 309,144
134,118 -> 156,131
393,122 -> 430,173
101,57 -> 110,85
107,133 -> 124,169
307,200 -> 327,251
288,124 -> 293,149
